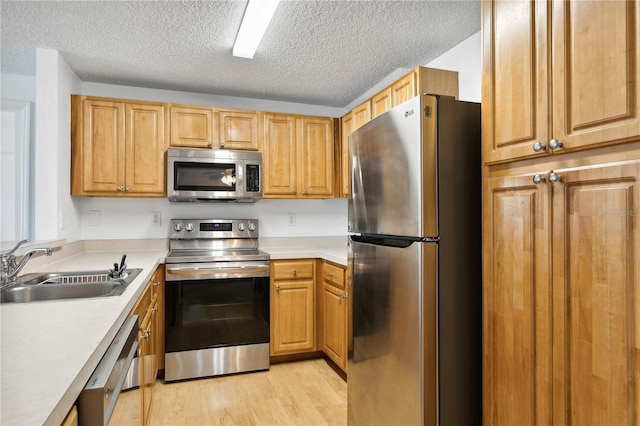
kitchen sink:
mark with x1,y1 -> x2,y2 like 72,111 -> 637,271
0,269 -> 142,303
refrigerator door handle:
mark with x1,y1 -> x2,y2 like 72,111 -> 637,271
349,234 -> 429,248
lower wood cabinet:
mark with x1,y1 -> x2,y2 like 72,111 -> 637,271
483,147 -> 640,425
270,259 -> 316,355
320,260 -> 348,371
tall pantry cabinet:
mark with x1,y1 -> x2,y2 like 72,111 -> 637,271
482,1 -> 640,425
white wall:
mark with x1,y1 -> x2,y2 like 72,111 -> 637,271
425,32 -> 481,103
31,32 -> 481,242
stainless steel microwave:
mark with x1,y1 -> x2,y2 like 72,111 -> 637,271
167,148 -> 262,202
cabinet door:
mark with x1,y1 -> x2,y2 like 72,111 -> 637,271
82,99 -> 125,192
152,266 -> 165,371
299,116 -> 334,197
218,110 -> 259,150
263,114 -> 297,197
341,113 -> 354,198
322,282 -> 347,371
551,159 -> 640,425
551,0 -> 640,153
352,101 -> 371,130
482,172 -> 552,425
371,88 -> 392,119
391,71 -> 416,107
482,0 -> 549,164
125,103 -> 167,195
271,278 -> 315,355
169,106 -> 216,148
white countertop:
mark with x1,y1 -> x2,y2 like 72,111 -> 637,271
0,237 -> 347,425
0,249 -> 166,426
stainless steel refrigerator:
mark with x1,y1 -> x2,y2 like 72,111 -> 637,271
347,94 -> 481,425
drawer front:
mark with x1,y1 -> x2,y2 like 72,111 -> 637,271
323,261 -> 345,289
272,259 -> 314,280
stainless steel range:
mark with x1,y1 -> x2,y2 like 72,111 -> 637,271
164,219 -> 270,382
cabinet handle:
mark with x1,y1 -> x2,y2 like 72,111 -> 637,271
549,139 -> 563,150
118,186 -> 124,191
207,140 -> 212,147
291,188 -> 297,194
335,291 -> 342,297
303,189 -> 309,195
153,281 -> 160,287
532,141 -> 546,152
292,268 -> 297,276
342,293 -> 348,300
152,306 -> 158,313
220,141 -> 225,148
548,171 -> 562,183
125,186 -> 131,191
328,272 -> 334,278
532,174 -> 546,184
275,284 -> 280,291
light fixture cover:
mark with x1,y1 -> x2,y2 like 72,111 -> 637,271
233,0 -> 281,59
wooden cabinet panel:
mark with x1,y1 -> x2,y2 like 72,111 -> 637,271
81,99 -> 125,192
263,114 -> 297,196
341,113 -> 354,198
482,172 -> 552,426
551,160 -> 640,425
300,116 -> 334,197
71,96 -> 168,197
352,101 -> 371,129
271,259 -> 316,355
371,88 -> 392,119
322,261 -> 345,289
125,103 -> 167,194
551,0 -> 640,153
170,106 -> 216,148
218,110 -> 259,150
481,0 -> 549,164
392,72 -> 416,107
321,282 -> 347,371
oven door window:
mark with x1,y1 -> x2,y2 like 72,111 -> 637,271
165,277 -> 269,353
174,161 -> 237,191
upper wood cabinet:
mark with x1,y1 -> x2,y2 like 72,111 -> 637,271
169,106 -> 260,150
218,110 -> 260,150
71,96 -> 168,197
482,0 -> 640,164
262,113 -> 335,198
339,66 -> 458,197
169,105 -> 217,148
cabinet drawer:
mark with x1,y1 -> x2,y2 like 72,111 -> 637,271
272,259 -> 314,280
323,261 -> 345,289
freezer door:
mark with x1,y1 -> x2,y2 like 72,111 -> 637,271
347,236 -> 437,426
348,95 -> 437,237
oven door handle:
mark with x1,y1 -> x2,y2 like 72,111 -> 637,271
165,263 -> 270,280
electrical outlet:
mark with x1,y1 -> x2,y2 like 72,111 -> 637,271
287,213 -> 296,226
89,210 -> 101,226
152,211 -> 162,226
59,211 -> 66,230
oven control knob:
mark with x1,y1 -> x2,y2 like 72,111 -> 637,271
248,222 -> 256,232
238,223 -> 246,232
185,223 -> 194,232
173,222 -> 183,232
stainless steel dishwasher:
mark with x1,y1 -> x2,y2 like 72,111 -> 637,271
78,315 -> 138,425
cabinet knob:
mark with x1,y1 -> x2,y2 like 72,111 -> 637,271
532,141 -> 546,152
153,281 -> 160,287
292,268 -> 297,276
220,141 -> 225,148
303,189 -> 309,195
548,171 -> 562,183
152,306 -> 158,313
291,188 -> 297,194
207,140 -> 212,147
275,284 -> 280,291
336,291 -> 342,297
549,139 -> 563,150
125,186 -> 131,191
328,272 -> 334,278
342,293 -> 348,300
532,174 -> 546,184
118,186 -> 124,191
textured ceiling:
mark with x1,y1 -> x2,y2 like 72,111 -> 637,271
0,0 -> 480,108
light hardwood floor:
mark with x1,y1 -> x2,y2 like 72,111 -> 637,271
149,358 -> 347,425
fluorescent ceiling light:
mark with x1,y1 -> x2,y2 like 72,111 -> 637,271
233,0 -> 281,59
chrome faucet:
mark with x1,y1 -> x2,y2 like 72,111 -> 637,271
1,240 -> 53,286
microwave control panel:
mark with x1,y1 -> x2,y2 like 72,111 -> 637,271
246,165 -> 260,192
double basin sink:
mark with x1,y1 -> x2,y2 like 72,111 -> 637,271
0,269 -> 142,303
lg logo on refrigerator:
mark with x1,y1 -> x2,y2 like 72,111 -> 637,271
404,109 -> 414,117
